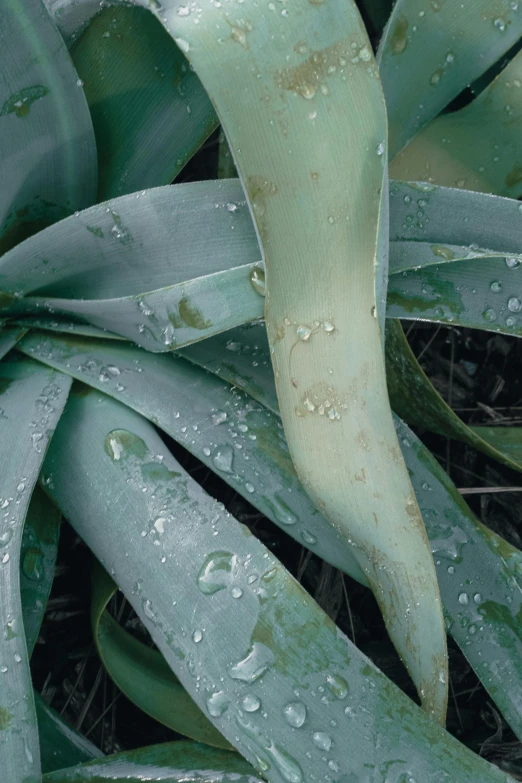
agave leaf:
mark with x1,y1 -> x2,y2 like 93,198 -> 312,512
385,319 -> 522,472
36,694 -> 105,774
43,741 -> 258,782
180,323 -> 522,741
91,559 -> 233,749
0,182 -> 262,351
71,6 -> 217,200
20,328 -> 522,739
377,0 -> 522,157
0,0 -> 97,253
124,0 -> 447,718
39,384 -> 513,782
0,357 -> 71,783
390,49 -> 522,197
387,252 -> 522,337
18,331 -> 366,583
21,486 -> 61,655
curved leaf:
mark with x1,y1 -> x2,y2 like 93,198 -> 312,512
377,0 -> 522,156
20,328 -> 522,739
18,330 -> 366,583
36,694 -> 105,774
71,6 -> 217,200
390,49 -> 522,197
0,0 -> 97,253
91,560 -> 233,749
21,486 -> 61,655
385,318 -> 522,472
180,322 -> 522,741
40,384 -> 512,782
43,741 -> 258,782
0,357 -> 71,782
0,182 -> 262,351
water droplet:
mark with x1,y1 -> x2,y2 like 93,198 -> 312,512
296,325 -> 312,341
245,482 -> 255,494
301,530 -> 317,545
266,743 -> 303,783
506,257 -> 521,268
207,690 -> 230,717
13,653 -> 21,663
376,142 -> 385,156
250,266 -> 266,296
228,642 -> 274,682
493,17 -> 506,31
197,551 -> 237,594
473,593 -> 482,604
490,281 -> 502,293
175,37 -> 190,53
283,701 -> 307,727
242,694 -> 261,712
213,445 -> 234,473
22,548 -> 44,581
483,308 -> 497,322
211,411 -> 228,425
326,673 -> 348,699
458,592 -> 469,606
508,297 -> 521,312
192,629 -> 203,643
0,530 -> 12,547
143,599 -> 156,621
312,732 -> 332,751
154,517 -> 166,535
268,494 -> 297,526
231,586 -> 243,599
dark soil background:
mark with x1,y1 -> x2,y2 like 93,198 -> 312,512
29,7 -> 522,778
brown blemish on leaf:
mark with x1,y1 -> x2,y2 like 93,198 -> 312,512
275,40 -> 351,100
0,708 -> 11,730
246,176 -> 278,243
226,18 -> 252,49
178,297 -> 212,330
505,164 -> 522,189
389,15 -> 408,54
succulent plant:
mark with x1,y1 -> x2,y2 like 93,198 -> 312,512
1,0 -> 522,780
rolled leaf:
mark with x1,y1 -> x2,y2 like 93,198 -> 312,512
0,357 -> 71,782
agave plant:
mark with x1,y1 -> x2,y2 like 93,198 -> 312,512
2,0 -> 522,779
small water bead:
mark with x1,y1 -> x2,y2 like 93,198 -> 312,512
458,592 -> 469,606
250,266 -> 266,296
483,308 -> 497,322
326,673 -> 348,699
245,482 -> 255,494
228,642 -> 274,683
226,202 -> 238,212
296,325 -> 312,341
376,142 -> 385,156
13,653 -> 21,663
490,281 -> 502,293
301,530 -> 317,545
266,743 -> 303,783
506,316 -> 517,327
242,694 -> 261,712
508,297 -> 522,312
207,690 -> 230,717
211,411 -> 228,425
212,445 -> 234,474
0,530 -> 13,547
268,494 -> 297,526
283,701 -> 307,727
473,593 -> 482,604
493,17 -> 506,31
192,630 -> 203,643
231,586 -> 243,599
312,732 -> 332,751
197,551 -> 237,594
506,257 -> 521,268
